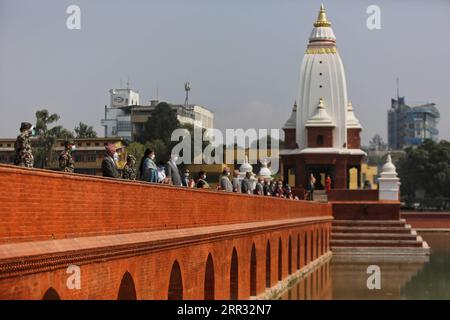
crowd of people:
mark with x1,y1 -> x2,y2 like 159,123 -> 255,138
11,122 -> 309,200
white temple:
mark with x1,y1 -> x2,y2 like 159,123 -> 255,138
281,4 -> 366,189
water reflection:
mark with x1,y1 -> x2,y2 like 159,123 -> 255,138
284,232 -> 450,300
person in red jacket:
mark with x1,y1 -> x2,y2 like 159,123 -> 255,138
325,174 -> 332,193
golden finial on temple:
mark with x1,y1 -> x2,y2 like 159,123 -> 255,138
314,3 -> 331,27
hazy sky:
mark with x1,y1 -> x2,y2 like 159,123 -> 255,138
1,0 -> 449,145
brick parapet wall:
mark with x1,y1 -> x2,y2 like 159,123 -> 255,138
0,164 -> 332,244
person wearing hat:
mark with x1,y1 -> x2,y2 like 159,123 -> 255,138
59,139 -> 76,173
14,122 -> 34,168
101,143 -> 120,178
122,154 -> 137,180
219,167 -> 233,192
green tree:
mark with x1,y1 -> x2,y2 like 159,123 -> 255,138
126,142 -> 145,163
74,122 -> 97,138
34,109 -> 74,168
397,139 -> 450,206
139,102 -> 180,146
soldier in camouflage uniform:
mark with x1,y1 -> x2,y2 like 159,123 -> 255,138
59,139 -> 75,173
122,155 -> 137,180
14,122 -> 34,168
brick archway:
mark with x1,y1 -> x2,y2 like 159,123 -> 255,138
265,240 -> 271,288
288,236 -> 292,274
297,234 -> 301,270
230,248 -> 239,300
250,243 -> 257,296
204,253 -> 215,300
168,261 -> 183,300
42,287 -> 61,300
278,238 -> 283,281
117,271 -> 137,300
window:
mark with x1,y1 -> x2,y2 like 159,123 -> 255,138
86,143 -> 91,147
317,135 -> 324,145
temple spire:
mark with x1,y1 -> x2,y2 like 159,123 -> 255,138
314,4 -> 331,27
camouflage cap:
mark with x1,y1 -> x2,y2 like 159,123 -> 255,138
20,122 -> 32,131
127,154 -> 136,162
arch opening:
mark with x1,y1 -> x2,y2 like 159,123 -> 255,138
204,254 -> 215,300
168,261 -> 183,300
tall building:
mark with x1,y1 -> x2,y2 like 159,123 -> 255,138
101,88 -> 214,142
280,5 -> 365,189
388,97 -> 439,150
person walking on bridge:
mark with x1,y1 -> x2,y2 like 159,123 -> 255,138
102,143 -> 120,178
59,139 -> 75,173
14,122 -> 34,168
219,167 -> 233,192
122,155 -> 137,180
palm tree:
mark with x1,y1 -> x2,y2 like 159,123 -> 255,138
34,109 -> 74,168
74,122 -> 97,138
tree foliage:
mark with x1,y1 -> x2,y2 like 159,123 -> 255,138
75,122 -> 97,138
34,109 -> 73,168
138,102 -> 180,146
397,139 -> 450,203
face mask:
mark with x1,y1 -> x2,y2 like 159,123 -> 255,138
150,154 -> 155,160
113,152 -> 119,162
185,173 -> 189,177
172,155 -> 178,162
71,145 -> 76,151
226,172 -> 230,176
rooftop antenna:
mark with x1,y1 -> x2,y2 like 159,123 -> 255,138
156,86 -> 159,100
396,77 -> 400,99
184,81 -> 191,107
127,77 -> 130,89
120,78 -> 123,89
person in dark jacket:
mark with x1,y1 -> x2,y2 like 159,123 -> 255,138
196,171 -> 210,189
241,172 -> 252,194
102,143 -> 120,178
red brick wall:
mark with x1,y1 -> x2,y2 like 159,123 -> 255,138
0,165 -> 331,243
347,128 -> 361,149
401,212 -> 450,229
0,165 -> 332,300
331,202 -> 400,220
307,127 -> 333,148
328,189 -> 378,201
283,128 -> 297,149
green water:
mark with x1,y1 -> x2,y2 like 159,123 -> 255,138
283,232 -> 450,300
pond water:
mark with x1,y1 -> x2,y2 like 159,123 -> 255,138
282,232 -> 450,300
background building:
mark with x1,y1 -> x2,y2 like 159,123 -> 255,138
388,97 -> 440,150
101,88 -> 214,142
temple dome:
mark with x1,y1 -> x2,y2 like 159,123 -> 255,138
239,155 -> 253,173
258,159 -> 272,179
305,98 -> 335,127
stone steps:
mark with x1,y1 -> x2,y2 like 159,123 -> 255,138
332,219 -> 406,227
331,219 -> 430,255
332,232 -> 417,241
332,226 -> 412,234
331,239 -> 423,247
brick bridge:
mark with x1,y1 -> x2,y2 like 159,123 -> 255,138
0,165 -> 332,300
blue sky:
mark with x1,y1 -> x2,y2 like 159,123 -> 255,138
0,0 -> 449,145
